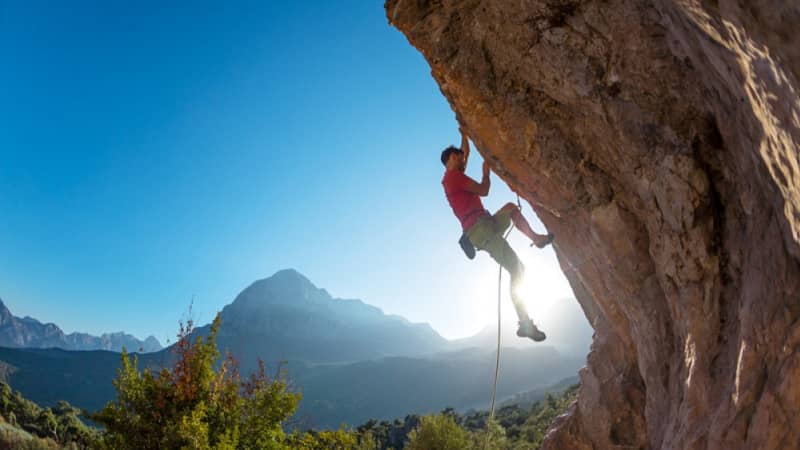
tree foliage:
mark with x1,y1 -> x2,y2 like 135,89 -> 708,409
91,314 -> 366,449
0,381 -> 96,449
354,384 -> 578,450
405,414 -> 469,450
504,386 -> 578,449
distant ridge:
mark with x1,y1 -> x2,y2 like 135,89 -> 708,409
0,298 -> 161,353
196,268 -> 449,368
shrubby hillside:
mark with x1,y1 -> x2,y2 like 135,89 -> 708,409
0,307 -> 577,449
354,384 -> 578,450
0,381 -> 96,449
89,312 -> 576,449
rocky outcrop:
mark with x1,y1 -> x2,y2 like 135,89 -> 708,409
386,1 -> 799,448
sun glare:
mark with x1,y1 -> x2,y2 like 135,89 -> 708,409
467,232 -> 575,335
514,275 -> 558,325
473,266 -> 567,332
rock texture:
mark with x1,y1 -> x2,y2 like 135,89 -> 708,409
387,1 -> 800,448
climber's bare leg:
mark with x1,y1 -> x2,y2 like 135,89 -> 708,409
497,202 -> 552,247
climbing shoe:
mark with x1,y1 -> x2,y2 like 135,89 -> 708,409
532,233 -> 555,249
517,319 -> 546,342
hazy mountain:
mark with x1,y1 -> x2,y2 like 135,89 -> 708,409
197,269 -> 449,369
291,346 -> 583,428
451,298 -> 594,358
0,298 -> 162,353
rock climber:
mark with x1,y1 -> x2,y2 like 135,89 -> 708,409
441,126 -> 554,341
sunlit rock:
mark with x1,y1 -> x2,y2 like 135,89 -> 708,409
387,1 -> 800,448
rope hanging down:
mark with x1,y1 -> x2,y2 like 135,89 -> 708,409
488,193 -> 523,421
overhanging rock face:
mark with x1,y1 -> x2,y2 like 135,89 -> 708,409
386,1 -> 800,448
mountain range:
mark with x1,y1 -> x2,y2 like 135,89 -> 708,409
0,269 -> 591,428
193,269 -> 450,370
0,299 -> 162,353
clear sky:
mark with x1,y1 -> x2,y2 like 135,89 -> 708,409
0,1 -> 574,344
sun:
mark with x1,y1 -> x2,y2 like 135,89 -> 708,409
469,233 -> 575,333
514,275 -> 558,325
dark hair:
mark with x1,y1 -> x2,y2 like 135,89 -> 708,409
440,145 -> 463,166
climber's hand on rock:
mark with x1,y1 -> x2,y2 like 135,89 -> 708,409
460,128 -> 471,160
482,160 -> 491,178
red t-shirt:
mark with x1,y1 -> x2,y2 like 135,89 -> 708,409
442,169 -> 487,231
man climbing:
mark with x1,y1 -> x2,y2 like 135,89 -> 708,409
441,127 -> 554,341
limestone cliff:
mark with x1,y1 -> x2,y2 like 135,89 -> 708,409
386,1 -> 800,448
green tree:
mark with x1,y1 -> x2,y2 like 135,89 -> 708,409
470,418 -> 507,450
0,381 -> 96,448
36,409 -> 57,441
92,313 -> 365,449
405,414 -> 470,450
513,385 -> 579,449
282,427 -> 378,450
0,382 -> 11,411
92,314 -> 303,449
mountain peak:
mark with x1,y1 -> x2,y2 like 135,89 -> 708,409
0,298 -> 11,324
272,267 -> 304,278
230,269 -> 327,310
267,268 -> 315,288
215,270 -> 448,361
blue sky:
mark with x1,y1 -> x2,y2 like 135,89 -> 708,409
0,1 -> 574,343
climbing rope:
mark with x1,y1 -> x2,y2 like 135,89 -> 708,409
488,193 -> 522,422
485,194 -> 523,450
489,255 -> 501,418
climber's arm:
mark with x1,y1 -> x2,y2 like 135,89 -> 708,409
464,161 -> 491,196
459,127 -> 470,168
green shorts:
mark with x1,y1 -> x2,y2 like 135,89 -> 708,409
465,210 -> 522,276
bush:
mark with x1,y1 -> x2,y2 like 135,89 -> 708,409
472,418 -> 507,450
91,314 -> 305,449
0,422 -> 60,450
514,386 -> 578,449
287,427 -> 378,449
91,313 -> 367,449
357,384 -> 579,449
0,382 -> 96,448
405,414 -> 469,450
